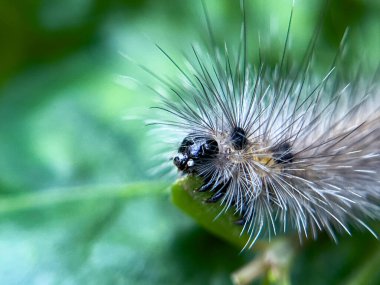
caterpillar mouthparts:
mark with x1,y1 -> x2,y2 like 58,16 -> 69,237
150,1 -> 380,249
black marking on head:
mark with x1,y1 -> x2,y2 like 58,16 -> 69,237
178,137 -> 194,153
230,127 -> 248,150
271,142 -> 294,164
173,153 -> 188,171
202,139 -> 219,157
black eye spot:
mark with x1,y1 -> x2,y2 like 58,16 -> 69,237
272,142 -> 294,164
230,127 -> 248,150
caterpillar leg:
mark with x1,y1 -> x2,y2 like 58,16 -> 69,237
197,178 -> 214,192
234,218 -> 245,226
205,180 -> 231,203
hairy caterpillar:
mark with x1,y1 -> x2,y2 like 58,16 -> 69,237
148,0 -> 380,249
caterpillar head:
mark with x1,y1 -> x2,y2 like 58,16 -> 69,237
173,136 -> 219,174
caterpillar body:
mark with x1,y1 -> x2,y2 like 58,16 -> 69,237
150,1 -> 380,248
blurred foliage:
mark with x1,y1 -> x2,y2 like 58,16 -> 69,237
0,0 -> 379,284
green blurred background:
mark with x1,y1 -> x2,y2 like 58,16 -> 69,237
0,0 -> 379,284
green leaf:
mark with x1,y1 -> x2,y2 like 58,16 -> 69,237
171,176 -> 262,249
0,181 -> 250,285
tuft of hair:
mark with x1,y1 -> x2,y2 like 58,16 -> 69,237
148,0 -> 380,249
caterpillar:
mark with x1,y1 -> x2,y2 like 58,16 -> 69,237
148,0 -> 380,249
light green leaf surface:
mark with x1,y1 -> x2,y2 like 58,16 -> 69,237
0,182 -> 250,285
